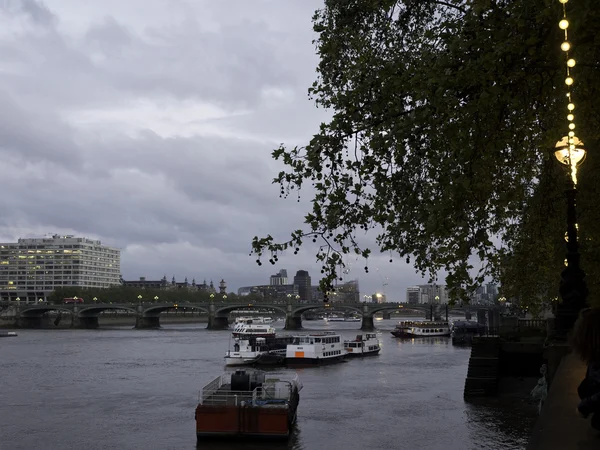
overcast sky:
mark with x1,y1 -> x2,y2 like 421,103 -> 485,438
0,0 -> 435,299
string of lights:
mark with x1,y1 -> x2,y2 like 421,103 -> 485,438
557,0 -> 585,185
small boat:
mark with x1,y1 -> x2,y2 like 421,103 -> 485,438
0,331 -> 17,337
225,336 -> 292,366
233,316 -> 274,325
324,316 -> 345,322
391,321 -> 451,338
451,320 -> 486,345
344,317 -> 361,322
285,332 -> 346,366
195,369 -> 302,440
232,322 -> 277,339
344,333 -> 381,356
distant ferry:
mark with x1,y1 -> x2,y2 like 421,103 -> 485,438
232,323 -> 276,339
0,331 -> 17,338
391,321 -> 451,338
233,316 -> 274,325
323,316 -> 345,322
285,332 -> 346,366
344,333 -> 380,356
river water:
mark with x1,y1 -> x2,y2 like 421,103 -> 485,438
0,319 -> 535,450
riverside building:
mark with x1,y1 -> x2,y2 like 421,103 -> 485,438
0,235 -> 121,303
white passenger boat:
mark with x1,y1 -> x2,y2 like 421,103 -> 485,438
285,332 -> 346,366
323,315 -> 345,322
225,337 -> 269,366
0,331 -> 17,338
233,316 -> 274,325
344,333 -> 381,356
391,321 -> 451,338
225,336 -> 293,366
232,322 -> 276,339
344,317 -> 361,322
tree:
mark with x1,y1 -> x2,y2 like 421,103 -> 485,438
251,0 -> 600,303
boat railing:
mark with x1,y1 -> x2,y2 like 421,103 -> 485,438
199,373 -> 230,403
200,389 -> 255,405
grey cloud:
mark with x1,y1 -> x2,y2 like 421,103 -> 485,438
0,0 -> 429,295
1,0 -> 56,27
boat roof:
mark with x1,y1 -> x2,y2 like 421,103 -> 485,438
291,331 -> 340,337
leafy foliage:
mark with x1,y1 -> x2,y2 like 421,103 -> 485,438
251,0 -> 600,303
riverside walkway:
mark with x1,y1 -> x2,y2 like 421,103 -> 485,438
527,352 -> 599,449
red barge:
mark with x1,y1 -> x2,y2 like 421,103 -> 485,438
195,369 -> 302,441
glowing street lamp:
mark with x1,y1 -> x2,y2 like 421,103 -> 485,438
154,296 -> 159,303
137,294 -> 142,305
38,298 -> 43,303
210,293 -> 215,300
552,136 -> 589,337
223,295 -> 228,300
16,297 -> 20,304
93,297 -> 98,304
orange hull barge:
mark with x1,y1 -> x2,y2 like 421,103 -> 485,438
195,370 -> 302,441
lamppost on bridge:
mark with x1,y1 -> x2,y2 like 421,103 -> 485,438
137,294 -> 142,306
210,293 -> 215,301
223,295 -> 227,300
38,298 -> 43,303
154,296 -> 159,303
73,296 -> 78,304
16,297 -> 20,306
551,136 -> 589,338
93,297 -> 98,304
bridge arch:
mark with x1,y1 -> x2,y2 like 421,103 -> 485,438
143,304 -> 209,317
291,304 -> 362,317
78,306 -> 137,317
214,304 -> 287,317
19,306 -> 74,317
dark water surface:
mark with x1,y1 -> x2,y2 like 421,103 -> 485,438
0,319 -> 534,450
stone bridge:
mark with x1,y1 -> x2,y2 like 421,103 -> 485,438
0,300 -> 492,331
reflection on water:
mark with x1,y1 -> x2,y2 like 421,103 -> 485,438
0,319 -> 535,450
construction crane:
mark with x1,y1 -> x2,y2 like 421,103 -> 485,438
376,268 -> 389,297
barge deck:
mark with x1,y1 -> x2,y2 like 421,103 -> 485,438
195,370 -> 302,441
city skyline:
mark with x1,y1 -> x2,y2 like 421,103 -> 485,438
0,1 -> 447,300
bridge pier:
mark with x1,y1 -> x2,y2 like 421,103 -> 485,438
285,315 -> 302,331
135,316 -> 161,329
206,316 -> 229,330
360,315 -> 375,331
73,316 -> 100,329
382,311 -> 391,320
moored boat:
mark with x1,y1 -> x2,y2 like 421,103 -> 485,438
324,315 -> 345,322
0,331 -> 17,337
225,336 -> 293,367
232,322 -> 277,339
451,320 -> 486,345
285,332 -> 346,366
391,321 -> 451,338
344,333 -> 381,356
195,369 -> 302,440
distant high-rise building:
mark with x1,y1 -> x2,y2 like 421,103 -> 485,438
0,235 -> 120,302
293,270 -> 312,302
269,269 -> 288,286
406,286 -> 420,304
406,284 -> 449,304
